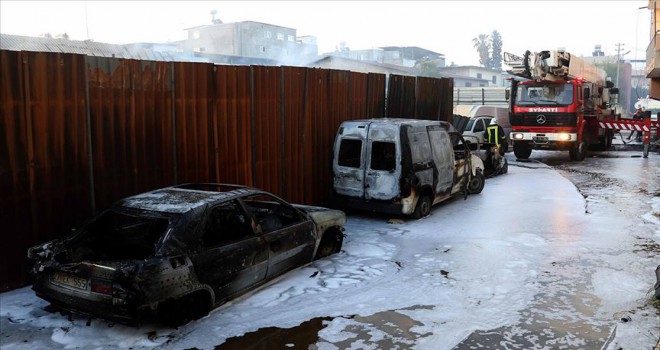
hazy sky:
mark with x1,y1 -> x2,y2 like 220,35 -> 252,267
0,1 -> 651,66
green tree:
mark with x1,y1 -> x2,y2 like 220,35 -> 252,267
415,59 -> 443,78
490,30 -> 503,71
472,34 -> 491,68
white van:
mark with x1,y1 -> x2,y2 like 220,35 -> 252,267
332,119 -> 486,218
454,105 -> 511,144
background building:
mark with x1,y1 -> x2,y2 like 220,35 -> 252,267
180,20 -> 318,65
645,0 -> 660,99
438,66 -> 505,87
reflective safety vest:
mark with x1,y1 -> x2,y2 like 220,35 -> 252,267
486,125 -> 504,147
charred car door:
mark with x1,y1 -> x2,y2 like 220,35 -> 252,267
193,199 -> 268,301
449,132 -> 471,193
427,126 -> 455,195
240,194 -> 316,279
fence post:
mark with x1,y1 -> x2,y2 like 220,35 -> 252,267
170,62 -> 178,184
83,58 -> 96,213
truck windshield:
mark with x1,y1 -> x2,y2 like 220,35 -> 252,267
516,83 -> 573,106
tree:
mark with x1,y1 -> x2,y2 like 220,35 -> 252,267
472,34 -> 491,68
415,60 -> 443,78
490,30 -> 503,71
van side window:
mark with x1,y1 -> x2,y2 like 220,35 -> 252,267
370,141 -> 396,171
338,139 -> 362,168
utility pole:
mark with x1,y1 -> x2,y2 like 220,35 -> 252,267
615,42 -> 625,89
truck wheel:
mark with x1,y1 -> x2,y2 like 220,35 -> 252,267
412,195 -> 432,219
569,141 -> 587,161
467,171 -> 485,194
594,133 -> 613,152
513,142 -> 532,159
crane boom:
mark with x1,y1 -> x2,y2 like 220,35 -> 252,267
504,50 -> 606,86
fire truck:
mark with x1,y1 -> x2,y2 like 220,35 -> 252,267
504,50 -> 620,160
505,49 -> 659,159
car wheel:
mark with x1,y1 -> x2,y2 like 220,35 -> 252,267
158,292 -> 210,327
467,171 -> 485,194
411,195 -> 431,219
315,229 -> 343,260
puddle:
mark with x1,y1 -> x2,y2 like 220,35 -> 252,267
215,306 -> 432,349
215,317 -> 331,350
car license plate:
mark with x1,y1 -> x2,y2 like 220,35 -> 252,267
51,271 -> 88,291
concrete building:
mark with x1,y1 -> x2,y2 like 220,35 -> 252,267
437,66 -> 506,87
179,21 -> 318,65
645,0 -> 660,99
327,46 -> 445,68
583,54 -> 633,113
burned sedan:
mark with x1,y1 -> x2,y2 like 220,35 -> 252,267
27,183 -> 346,326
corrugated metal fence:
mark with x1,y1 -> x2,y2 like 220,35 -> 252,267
0,50 -> 452,291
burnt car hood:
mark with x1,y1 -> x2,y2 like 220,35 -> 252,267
293,204 -> 346,232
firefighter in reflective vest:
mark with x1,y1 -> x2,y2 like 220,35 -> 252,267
484,118 -> 508,155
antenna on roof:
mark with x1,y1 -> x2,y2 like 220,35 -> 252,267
210,9 -> 222,24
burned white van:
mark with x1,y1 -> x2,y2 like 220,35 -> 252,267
332,119 -> 486,218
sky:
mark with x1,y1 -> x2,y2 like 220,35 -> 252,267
0,1 -> 652,66
1,151 -> 659,349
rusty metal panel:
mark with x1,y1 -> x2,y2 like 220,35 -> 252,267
87,57 -> 175,210
251,65 -> 282,195
0,50 -> 29,291
301,68 -> 328,204
174,62 -> 215,183
415,77 -> 442,120
0,51 -> 90,291
348,71 -> 367,118
438,78 -> 454,122
367,73 -> 386,118
280,66 -> 307,203
214,65 -> 253,187
387,74 -> 417,118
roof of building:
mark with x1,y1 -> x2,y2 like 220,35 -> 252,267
440,65 -> 503,73
378,46 -> 445,58
185,21 -> 295,31
307,55 -> 415,75
0,33 -> 192,62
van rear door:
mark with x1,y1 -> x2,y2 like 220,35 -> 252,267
364,123 -> 400,200
333,122 -> 368,198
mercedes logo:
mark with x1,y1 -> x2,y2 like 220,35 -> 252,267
536,115 -> 547,124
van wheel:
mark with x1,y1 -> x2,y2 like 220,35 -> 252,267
412,195 -> 431,219
500,158 -> 508,174
467,171 -> 485,194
